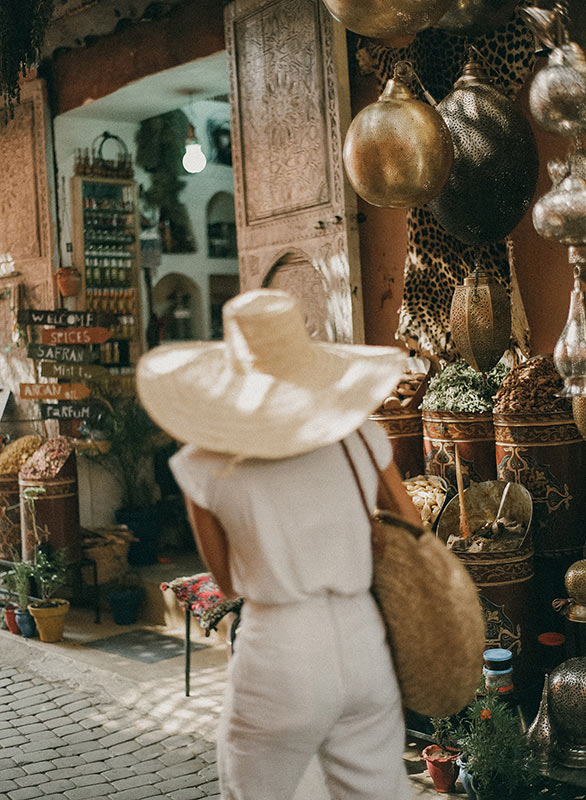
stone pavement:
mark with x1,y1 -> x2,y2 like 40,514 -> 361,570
0,665 -> 220,800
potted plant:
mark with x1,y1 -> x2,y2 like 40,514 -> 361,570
4,553 -> 36,638
453,690 -> 539,800
85,393 -> 164,566
27,548 -> 69,642
422,717 -> 461,793
0,568 -> 20,635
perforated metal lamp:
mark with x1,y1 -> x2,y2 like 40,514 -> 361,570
183,124 -> 207,174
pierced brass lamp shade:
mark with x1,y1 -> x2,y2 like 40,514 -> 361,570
450,270 -> 511,372
428,60 -> 539,245
343,77 -> 453,208
436,0 -> 519,37
321,0 -> 455,39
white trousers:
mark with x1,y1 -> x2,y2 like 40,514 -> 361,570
217,592 -> 411,800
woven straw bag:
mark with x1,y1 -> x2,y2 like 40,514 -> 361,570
342,432 -> 485,718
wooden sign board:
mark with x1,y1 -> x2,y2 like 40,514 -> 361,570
18,309 -> 115,327
27,343 -> 97,365
41,403 -> 101,421
41,362 -> 109,381
20,383 -> 91,401
40,327 -> 111,346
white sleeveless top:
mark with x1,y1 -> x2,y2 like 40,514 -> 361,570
169,420 -> 391,604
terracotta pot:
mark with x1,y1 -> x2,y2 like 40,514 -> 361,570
28,600 -> 69,642
4,606 -> 20,635
56,266 -> 82,297
422,744 -> 460,793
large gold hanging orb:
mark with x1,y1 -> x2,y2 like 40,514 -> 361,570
435,0 -> 519,37
343,77 -> 454,208
450,270 -> 511,372
428,61 -> 539,245
321,0 -> 455,39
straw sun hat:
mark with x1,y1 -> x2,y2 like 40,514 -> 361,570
137,289 -> 408,459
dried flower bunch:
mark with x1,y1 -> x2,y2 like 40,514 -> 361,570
493,355 -> 571,415
422,361 -> 509,414
20,436 -> 74,480
0,435 -> 43,476
0,0 -> 55,119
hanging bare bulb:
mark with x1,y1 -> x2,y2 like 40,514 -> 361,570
183,124 -> 207,174
554,268 -> 586,396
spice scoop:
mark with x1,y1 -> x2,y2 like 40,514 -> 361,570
492,482 -> 512,536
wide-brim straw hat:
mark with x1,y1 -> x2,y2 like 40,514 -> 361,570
137,289 -> 408,459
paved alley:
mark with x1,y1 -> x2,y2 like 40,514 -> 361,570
0,665 -> 219,800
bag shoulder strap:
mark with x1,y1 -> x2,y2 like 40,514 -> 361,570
340,430 -> 423,541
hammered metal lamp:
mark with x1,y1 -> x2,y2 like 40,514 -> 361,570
320,0 -> 454,38
435,0 -> 519,37
553,267 -> 586,396
549,657 -> 586,768
450,269 -> 511,372
343,62 -> 453,208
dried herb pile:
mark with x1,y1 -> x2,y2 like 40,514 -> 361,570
0,435 -> 43,476
20,435 -> 74,480
422,361 -> 509,414
493,355 -> 571,415
0,0 -> 55,119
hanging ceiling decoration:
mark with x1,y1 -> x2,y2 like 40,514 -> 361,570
427,56 -> 539,245
342,62 -> 453,208
0,0 -> 55,118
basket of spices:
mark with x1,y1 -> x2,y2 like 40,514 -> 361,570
0,435 -> 43,559
421,361 -> 508,492
493,356 -> 586,559
19,436 -> 80,563
370,357 -> 430,479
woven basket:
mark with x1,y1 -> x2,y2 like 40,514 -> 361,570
81,527 -> 136,585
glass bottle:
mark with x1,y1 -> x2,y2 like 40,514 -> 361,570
554,267 -> 586,395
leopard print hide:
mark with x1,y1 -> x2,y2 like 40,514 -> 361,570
357,8 -> 535,361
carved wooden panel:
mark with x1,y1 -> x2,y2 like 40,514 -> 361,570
264,252 -> 330,340
226,0 -> 364,343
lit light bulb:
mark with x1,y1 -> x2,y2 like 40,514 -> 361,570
183,141 -> 207,174
554,270 -> 586,396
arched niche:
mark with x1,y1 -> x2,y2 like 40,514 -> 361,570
207,191 -> 237,258
263,250 -> 329,341
152,272 -> 203,341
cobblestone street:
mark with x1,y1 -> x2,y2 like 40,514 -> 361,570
0,665 -> 219,800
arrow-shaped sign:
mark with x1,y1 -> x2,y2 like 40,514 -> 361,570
18,309 -> 115,327
20,383 -> 91,401
40,327 -> 112,346
41,362 -> 110,381
27,343 -> 97,365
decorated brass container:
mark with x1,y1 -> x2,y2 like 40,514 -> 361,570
422,410 -> 496,493
529,43 -> 586,137
563,559 -> 586,623
494,412 -> 586,558
526,675 -> 556,765
321,0 -> 454,39
549,657 -> 586,768
450,270 -> 511,373
437,480 -> 536,689
427,60 -> 539,245
0,473 -> 21,559
533,154 -> 586,246
435,0 -> 518,37
342,76 -> 453,208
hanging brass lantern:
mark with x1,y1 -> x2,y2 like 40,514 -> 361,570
321,0 -> 455,39
435,0 -> 519,38
343,69 -> 453,208
450,269 -> 511,372
529,42 -> 586,137
427,58 -> 539,245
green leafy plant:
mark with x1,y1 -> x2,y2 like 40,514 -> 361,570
430,716 -> 458,754
453,691 -> 539,800
29,548 -> 67,606
2,552 -> 32,610
422,361 -> 509,413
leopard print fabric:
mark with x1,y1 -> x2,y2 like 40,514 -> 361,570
357,8 -> 535,360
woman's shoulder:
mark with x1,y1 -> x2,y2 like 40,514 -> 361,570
357,419 -> 392,468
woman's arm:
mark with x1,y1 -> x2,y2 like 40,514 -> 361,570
376,460 -> 422,527
184,497 -> 237,600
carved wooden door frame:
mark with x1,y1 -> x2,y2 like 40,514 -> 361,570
225,0 -> 364,343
